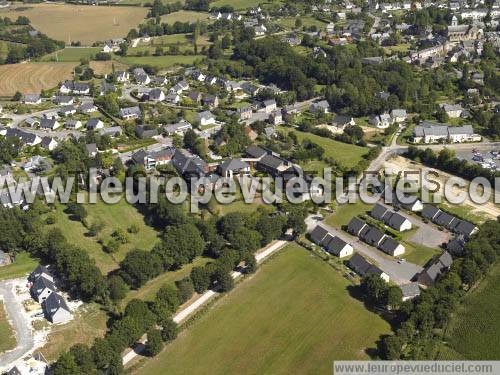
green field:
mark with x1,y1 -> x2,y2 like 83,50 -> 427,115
40,47 -> 100,62
116,54 -> 204,69
0,252 -> 38,281
0,302 -> 16,353
161,10 -> 210,23
137,244 -> 391,374
444,262 -> 500,359
211,0 -> 271,10
325,201 -> 372,229
278,16 -> 328,30
47,198 -> 159,274
278,127 -> 368,169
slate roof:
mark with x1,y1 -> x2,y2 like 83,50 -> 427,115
434,211 -> 457,228
171,149 -> 207,177
348,253 -> 385,278
310,225 -> 329,244
379,236 -> 402,255
385,212 -> 409,230
43,292 -> 70,318
218,158 -> 249,175
245,145 -> 267,159
422,204 -> 441,220
324,236 -> 350,256
31,275 -> 56,296
362,227 -> 386,246
400,282 -> 420,299
347,217 -> 367,236
453,220 -> 477,237
371,203 -> 389,220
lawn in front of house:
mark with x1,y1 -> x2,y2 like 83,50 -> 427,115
0,252 -> 38,281
136,244 -> 391,374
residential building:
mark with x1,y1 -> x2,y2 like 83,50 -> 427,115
42,292 -> 72,323
218,158 -> 250,178
23,94 -> 42,105
332,115 -> 355,129
41,137 -> 58,151
347,253 -> 390,282
65,120 -> 82,130
39,118 -> 61,130
412,122 -> 480,143
120,106 -> 141,120
309,100 -> 330,114
418,252 -> 453,286
198,111 -> 216,126
30,275 -> 56,303
86,118 -> 104,130
163,120 -> 192,136
262,99 -> 277,114
400,282 -> 421,301
391,109 -> 407,123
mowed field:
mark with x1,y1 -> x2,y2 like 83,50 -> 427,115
444,262 -> 500,359
161,10 -> 210,23
137,244 -> 391,375
0,62 -> 76,96
1,4 -> 147,45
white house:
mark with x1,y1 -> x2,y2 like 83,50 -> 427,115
391,109 -> 407,123
23,94 -> 42,105
198,111 -> 216,126
43,292 -> 72,323
30,275 -> 55,303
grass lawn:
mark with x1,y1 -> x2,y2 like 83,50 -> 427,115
0,302 -> 16,353
325,201 -> 372,229
278,127 -> 368,169
211,0 -> 267,10
137,244 -> 391,374
278,16 -> 328,30
444,261 -> 500,360
402,243 -> 440,266
0,252 -> 38,281
115,54 -> 204,69
46,198 -> 159,274
1,4 -> 147,45
439,203 -> 487,226
161,10 -> 210,23
40,47 -> 101,62
122,256 -> 210,307
39,303 -> 108,361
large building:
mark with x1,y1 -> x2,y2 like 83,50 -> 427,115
447,16 -> 483,43
412,122 -> 481,143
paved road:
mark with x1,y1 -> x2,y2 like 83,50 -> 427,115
122,239 -> 289,366
0,280 -> 35,370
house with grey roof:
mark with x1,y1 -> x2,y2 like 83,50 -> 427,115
39,118 -> 61,130
347,217 -> 368,236
421,204 -> 441,221
323,235 -> 354,257
434,211 -> 458,230
379,236 -> 405,256
309,100 -> 330,114
29,265 -> 53,282
453,220 -> 478,238
41,137 -> 58,151
135,125 -> 158,139
238,105 -> 253,121
347,253 -> 389,282
362,227 -> 386,247
23,94 -> 41,105
80,101 -> 97,113
30,275 -> 56,303
391,109 -> 407,123
171,149 -> 208,179
197,111 -> 215,126
418,251 -> 453,286
43,292 -> 71,323
163,120 -> 192,136
86,118 -> 104,130
332,115 -> 355,130
310,225 -> 330,245
400,282 -> 420,301
100,126 -> 122,138
65,120 -> 82,130
245,145 -> 268,160
54,96 -> 73,106
120,106 -> 141,120
218,158 -> 250,178
412,122 -> 480,143
58,105 -> 76,117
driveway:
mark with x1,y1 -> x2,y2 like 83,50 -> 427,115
0,280 -> 35,371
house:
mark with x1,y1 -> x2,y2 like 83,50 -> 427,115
41,137 -> 58,151
23,155 -> 48,172
30,275 -> 56,303
241,83 -> 260,97
188,91 -> 202,103
29,265 -> 53,282
418,251 -> 453,286
453,220 -> 478,238
132,147 -> 176,170
218,158 -> 250,178
170,80 -> 189,94
151,76 -> 168,86
310,225 -> 330,244
0,192 -> 25,209
80,101 -> 97,113
440,103 -> 464,118
370,203 -> 390,221
86,118 -> 104,130
422,204 -> 441,221
245,145 -> 268,160
42,292 -> 72,323
332,115 -> 355,129
165,92 -> 180,104
309,100 -> 330,114
203,94 -> 219,109
412,122 -> 480,143
238,105 -> 253,121
60,81 -> 90,95
5,128 -> 41,147
391,109 -> 408,123
65,120 -> 82,130
100,126 -> 122,138
254,25 -> 267,36
385,212 -> 412,232
434,211 -> 458,230
369,113 -> 392,128
197,111 -> 216,126
86,143 -> 98,157
400,282 -> 421,301
347,253 -> 390,282
23,94 -> 42,105
268,110 -> 283,125
347,217 -> 368,236
163,120 -> 192,136
262,99 -> 277,114
100,81 -> 116,96
115,71 -> 129,82
120,106 -> 141,120
362,227 -> 386,247
133,68 -> 150,85
58,105 -> 76,116
171,149 -> 208,179
24,117 -> 40,128
148,88 -> 165,102
135,125 -> 158,139
323,235 -> 354,257
54,96 -> 73,106
39,118 -> 61,130
379,236 -> 405,256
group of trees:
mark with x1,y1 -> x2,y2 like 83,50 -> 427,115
379,220 -> 500,360
405,146 -> 499,185
149,0 -> 183,17
133,19 -> 206,39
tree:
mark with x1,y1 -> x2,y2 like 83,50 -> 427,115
13,91 -> 22,101
385,286 -> 403,310
190,266 -> 212,293
104,239 -> 120,254
156,284 -> 180,313
51,352 -> 80,375
221,34 -> 231,49
107,275 -> 128,302
295,18 -> 302,28
69,344 -> 96,374
183,129 -> 198,150
361,274 -> 388,305
120,250 -> 163,288
175,277 -> 194,303
145,328 -> 164,356
119,42 -> 128,56
65,202 -> 87,222
161,318 -> 178,342
242,253 -> 256,274
212,267 -> 234,292
91,338 -> 116,371
379,335 -> 402,360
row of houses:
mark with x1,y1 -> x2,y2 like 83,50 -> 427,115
310,225 -> 354,258
347,217 -> 406,256
421,204 -> 478,238
412,122 -> 481,143
28,265 -> 72,324
368,109 -> 408,128
370,203 -> 413,232
417,251 -> 453,286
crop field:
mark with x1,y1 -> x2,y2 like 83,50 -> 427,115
90,60 -> 129,75
137,244 -> 391,374
444,262 -> 500,359
0,62 -> 77,97
277,127 -> 368,169
47,198 -> 159,274
115,54 -> 204,69
40,47 -> 101,62
161,10 -> 210,23
0,302 -> 16,353
1,4 -> 147,45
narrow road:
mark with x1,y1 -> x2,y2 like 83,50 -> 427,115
0,280 -> 35,371
122,239 -> 289,366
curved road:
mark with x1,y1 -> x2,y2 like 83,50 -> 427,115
0,280 -> 35,370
